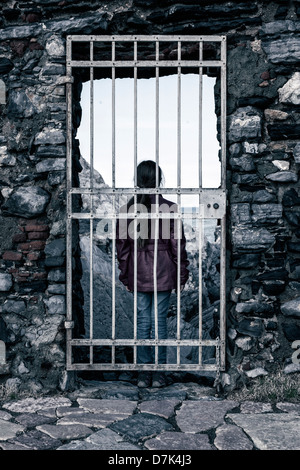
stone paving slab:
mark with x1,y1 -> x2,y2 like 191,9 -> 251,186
214,423 -> 254,450
144,431 -> 213,450
227,412 -> 300,450
77,398 -> 137,415
176,400 -> 239,433
36,423 -> 93,441
138,399 -> 181,419
109,412 -> 174,443
0,419 -> 24,441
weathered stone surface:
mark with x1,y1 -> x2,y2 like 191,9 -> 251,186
2,186 -> 51,218
236,318 -> 264,337
2,300 -> 26,314
251,204 -> 282,224
227,413 -> 300,450
281,297 -> 300,318
3,396 -> 72,413
57,428 -> 141,450
57,412 -> 126,428
24,315 -> 63,346
37,423 -> 93,440
262,36 -> 300,64
77,398 -> 137,415
214,423 -> 254,450
139,399 -> 180,419
0,273 -> 13,292
278,72 -> 300,105
0,419 -> 24,441
176,400 -> 238,433
43,295 -> 65,314
145,431 -> 213,450
109,413 -> 173,443
228,106 -> 262,143
293,143 -> 300,163
15,413 -> 56,428
240,401 -> 273,413
36,158 -> 66,173
232,227 -> 275,253
7,89 -> 45,118
4,429 -> 62,450
266,171 -> 298,183
34,128 -> 65,146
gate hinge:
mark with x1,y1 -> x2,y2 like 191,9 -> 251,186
64,321 -> 74,329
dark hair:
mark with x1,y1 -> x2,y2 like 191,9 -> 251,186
128,160 -> 163,248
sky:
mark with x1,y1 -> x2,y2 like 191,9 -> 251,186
77,73 -> 221,207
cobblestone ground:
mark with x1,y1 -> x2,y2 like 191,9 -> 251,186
0,380 -> 300,451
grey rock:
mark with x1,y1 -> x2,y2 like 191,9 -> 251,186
260,20 -> 300,36
145,431 -> 213,450
139,399 -> 181,419
276,403 -> 300,414
109,412 -> 173,443
262,37 -> 300,64
2,186 -> 51,218
15,413 -> 56,428
24,315 -> 64,347
57,428 -> 141,450
236,318 -> 264,337
251,204 -> 282,224
0,273 -> 13,292
3,396 -> 72,414
57,412 -> 126,428
34,128 -> 65,146
176,400 -> 238,433
0,419 -> 24,441
7,89 -> 45,118
47,268 -> 65,283
227,413 -> 300,450
245,367 -> 268,378
281,297 -> 300,318
45,239 -> 66,258
46,36 -> 65,57
214,423 -> 253,450
0,24 -> 42,40
235,336 -> 256,351
252,190 -> 276,203
36,158 -> 66,173
266,171 -> 298,183
45,12 -> 108,35
43,295 -> 65,314
230,155 -> 255,172
279,72 -> 300,105
228,107 -> 262,143
231,203 -> 251,225
293,143 -> 300,164
240,401 -> 273,413
2,300 -> 26,314
232,227 -> 275,253
235,301 -> 274,316
37,423 -> 93,440
77,398 -> 137,416
5,429 -> 62,450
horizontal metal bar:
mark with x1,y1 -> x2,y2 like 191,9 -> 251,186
68,34 -> 226,42
70,187 -> 226,195
70,338 -> 219,346
68,212 -> 223,220
68,60 -> 223,68
67,363 -> 220,371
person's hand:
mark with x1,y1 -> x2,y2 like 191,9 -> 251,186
180,285 -> 184,292
126,286 -> 132,292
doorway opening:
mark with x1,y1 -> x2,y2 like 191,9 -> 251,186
66,36 -> 227,377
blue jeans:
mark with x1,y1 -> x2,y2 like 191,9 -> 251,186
137,291 -> 171,364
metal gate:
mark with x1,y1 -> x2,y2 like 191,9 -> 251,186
65,35 -> 227,375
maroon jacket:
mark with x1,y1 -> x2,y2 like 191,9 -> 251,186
116,194 -> 189,292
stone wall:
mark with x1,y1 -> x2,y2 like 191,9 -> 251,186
0,0 -> 299,395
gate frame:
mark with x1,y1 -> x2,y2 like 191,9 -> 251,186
65,35 -> 227,374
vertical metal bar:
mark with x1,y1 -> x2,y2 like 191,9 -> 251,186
66,36 -> 73,368
198,41 -> 203,366
133,40 -> 138,365
220,36 -> 227,369
177,41 -> 182,366
89,40 -> 94,365
154,40 -> 160,366
111,39 -> 116,366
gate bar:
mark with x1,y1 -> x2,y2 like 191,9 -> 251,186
198,40 -> 203,366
